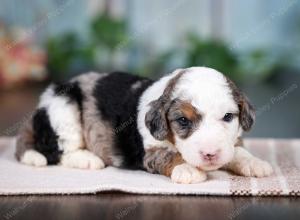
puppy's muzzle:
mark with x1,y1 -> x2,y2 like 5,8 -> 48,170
199,149 -> 221,162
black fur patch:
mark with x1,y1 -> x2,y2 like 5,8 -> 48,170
54,81 -> 84,112
32,108 -> 62,164
93,72 -> 153,169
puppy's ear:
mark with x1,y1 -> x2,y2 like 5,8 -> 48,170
145,69 -> 186,140
145,98 -> 169,140
227,77 -> 255,131
238,94 -> 255,131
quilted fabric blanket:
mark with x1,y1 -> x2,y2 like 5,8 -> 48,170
0,137 -> 299,196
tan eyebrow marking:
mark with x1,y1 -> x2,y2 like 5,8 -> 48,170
167,100 -> 201,139
180,102 -> 201,121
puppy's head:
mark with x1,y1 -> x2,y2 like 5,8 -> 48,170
145,67 -> 255,171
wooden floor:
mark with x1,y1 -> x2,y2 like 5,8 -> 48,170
1,194 -> 300,220
1,84 -> 300,220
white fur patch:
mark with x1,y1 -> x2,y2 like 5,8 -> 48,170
171,163 -> 207,184
38,85 -> 83,153
225,147 -> 273,177
235,157 -> 273,177
131,80 -> 143,91
60,150 -> 105,170
20,150 -> 47,167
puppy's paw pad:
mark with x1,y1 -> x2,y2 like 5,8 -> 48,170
61,150 -> 105,170
171,163 -> 207,184
236,158 -> 273,177
21,150 -> 47,167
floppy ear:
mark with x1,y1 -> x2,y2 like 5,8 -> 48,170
238,94 -> 255,132
145,98 -> 169,141
145,69 -> 186,140
226,77 -> 255,132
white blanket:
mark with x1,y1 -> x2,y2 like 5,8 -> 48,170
1,137 -> 300,196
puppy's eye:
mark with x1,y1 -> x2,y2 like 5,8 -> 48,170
223,113 -> 234,122
176,117 -> 190,127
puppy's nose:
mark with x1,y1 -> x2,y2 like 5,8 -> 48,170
200,151 -> 219,161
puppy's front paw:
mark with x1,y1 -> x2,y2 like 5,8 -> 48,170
233,157 -> 273,177
171,163 -> 207,184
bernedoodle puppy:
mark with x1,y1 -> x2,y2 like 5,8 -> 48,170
15,67 -> 273,184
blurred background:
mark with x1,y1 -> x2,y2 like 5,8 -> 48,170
0,0 -> 299,138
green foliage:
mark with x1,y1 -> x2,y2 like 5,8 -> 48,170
90,14 -> 127,52
179,33 -> 287,83
46,33 -> 95,79
184,33 -> 240,80
237,49 -> 284,83
46,16 -> 288,83
46,14 -> 128,79
137,50 -> 176,78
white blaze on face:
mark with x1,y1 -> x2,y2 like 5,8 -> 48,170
171,67 -> 240,170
